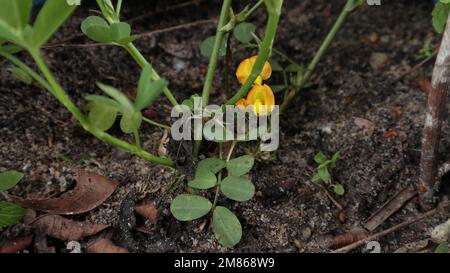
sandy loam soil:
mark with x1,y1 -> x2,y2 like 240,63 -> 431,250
0,0 -> 449,253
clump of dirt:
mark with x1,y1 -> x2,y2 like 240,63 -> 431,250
1,0 -> 449,253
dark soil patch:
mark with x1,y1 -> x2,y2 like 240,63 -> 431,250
1,0 -> 449,253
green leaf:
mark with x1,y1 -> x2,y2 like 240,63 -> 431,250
198,158 -> 226,174
317,166 -> 331,184
333,184 -> 345,195
433,2 -> 450,34
0,201 -> 26,227
31,0 -> 77,47
314,152 -> 327,164
434,241 -> 449,253
81,16 -> 113,43
269,58 -> 283,72
110,22 -> 131,43
116,34 -> 139,45
0,21 -> 20,42
188,168 -> 217,190
220,176 -> 255,202
0,0 -> 32,30
135,72 -> 168,111
212,206 -> 242,248
0,170 -> 24,190
88,102 -> 118,132
96,82 -> 134,112
170,194 -> 212,221
200,36 -> 226,58
8,66 -> 32,85
120,111 -> 142,134
226,155 -> 254,176
85,94 -> 124,111
331,151 -> 340,164
233,22 -> 256,44
285,63 -> 305,73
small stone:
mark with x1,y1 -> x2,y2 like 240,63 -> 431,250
370,52 -> 389,70
302,227 -> 312,240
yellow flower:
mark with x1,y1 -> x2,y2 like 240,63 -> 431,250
236,56 -> 272,85
244,84 -> 275,116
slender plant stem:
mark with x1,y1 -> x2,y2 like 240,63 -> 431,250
194,0 -> 233,157
212,143 -> 225,210
280,0 -> 356,113
225,0 -> 284,105
124,43 -> 179,107
226,140 -> 237,161
133,129 -> 141,149
21,49 -> 173,167
243,0 -> 264,20
201,0 -> 232,107
0,51 -> 54,95
142,116 -> 170,129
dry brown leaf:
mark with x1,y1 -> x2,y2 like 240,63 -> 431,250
0,235 -> 33,253
135,203 -> 158,225
11,170 -> 118,215
32,215 -> 109,241
86,238 -> 128,253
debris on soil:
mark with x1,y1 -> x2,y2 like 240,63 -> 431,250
10,171 -> 119,215
0,235 -> 33,253
86,238 -> 129,253
135,203 -> 158,225
31,214 -> 109,241
317,231 -> 368,250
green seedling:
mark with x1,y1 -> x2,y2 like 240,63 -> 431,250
311,151 -> 345,196
0,170 -> 26,228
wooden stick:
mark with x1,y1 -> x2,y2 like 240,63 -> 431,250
418,15 -> 450,208
333,203 -> 448,253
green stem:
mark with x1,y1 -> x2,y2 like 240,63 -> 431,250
201,0 -> 233,107
280,0 -> 355,113
124,43 -> 179,107
133,129 -> 141,149
212,143 -> 225,210
243,0 -> 264,20
23,49 -> 174,167
0,51 -> 54,95
142,116 -> 170,129
225,0 -> 283,105
194,0 -> 233,157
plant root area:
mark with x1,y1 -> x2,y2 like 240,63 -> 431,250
1,0 -> 449,253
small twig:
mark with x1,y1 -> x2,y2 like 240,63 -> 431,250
47,0 -> 207,46
319,183 -> 344,211
333,202 -> 449,253
43,19 -> 217,49
363,186 -> 417,232
395,49 -> 438,81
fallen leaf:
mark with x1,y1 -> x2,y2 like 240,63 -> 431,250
11,171 -> 118,215
354,117 -> 375,136
0,235 -> 33,253
135,203 -> 158,225
416,77 -> 432,95
383,129 -> 398,139
32,214 -> 109,241
86,238 -> 129,253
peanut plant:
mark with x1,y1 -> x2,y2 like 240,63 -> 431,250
0,0 -> 366,247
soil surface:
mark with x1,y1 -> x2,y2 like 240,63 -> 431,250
1,0 -> 449,253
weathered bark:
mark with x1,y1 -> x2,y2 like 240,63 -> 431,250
418,16 -> 450,207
